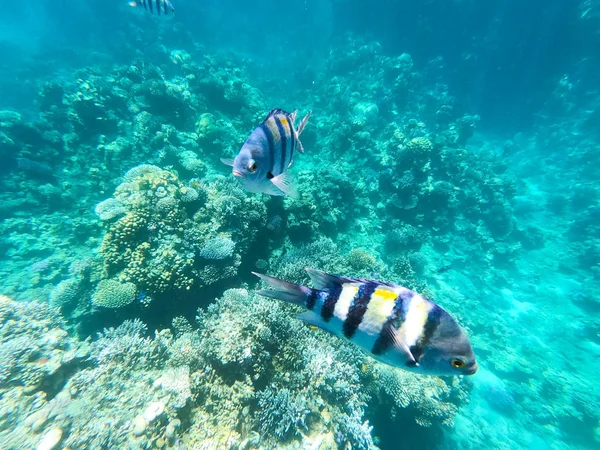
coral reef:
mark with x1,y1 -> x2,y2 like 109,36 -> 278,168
95,166 -> 266,303
0,288 -> 471,449
1,10 -> 598,450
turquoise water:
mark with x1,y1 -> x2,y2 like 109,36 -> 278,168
0,1 -> 598,449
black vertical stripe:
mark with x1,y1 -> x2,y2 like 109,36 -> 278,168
156,0 -> 161,14
148,0 -> 153,12
321,285 -> 342,321
286,115 -> 295,165
371,290 -> 411,355
343,283 -> 376,338
260,123 -> 275,173
409,304 -> 441,363
274,116 -> 287,174
306,289 -> 319,310
142,0 -> 148,10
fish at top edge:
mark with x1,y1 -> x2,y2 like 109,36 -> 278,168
129,0 -> 175,15
252,269 -> 478,376
221,108 -> 312,199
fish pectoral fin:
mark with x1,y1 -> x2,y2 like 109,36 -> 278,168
393,332 -> 418,367
296,311 -> 340,337
401,342 -> 419,367
270,172 -> 299,199
262,182 -> 286,196
378,326 -> 418,367
220,157 -> 235,167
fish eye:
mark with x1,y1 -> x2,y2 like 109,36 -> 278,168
249,161 -> 258,172
451,358 -> 466,369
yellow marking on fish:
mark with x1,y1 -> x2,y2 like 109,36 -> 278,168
334,285 -> 359,320
265,117 -> 282,143
400,294 -> 431,347
373,288 -> 398,301
359,289 -> 397,335
278,117 -> 292,137
309,325 -> 319,331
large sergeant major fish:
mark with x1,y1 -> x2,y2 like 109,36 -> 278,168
253,269 -> 478,376
129,0 -> 175,15
221,108 -> 311,199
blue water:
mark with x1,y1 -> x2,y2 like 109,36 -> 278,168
1,1 -> 598,449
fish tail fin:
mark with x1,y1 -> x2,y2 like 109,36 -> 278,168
297,110 -> 312,136
252,272 -> 311,306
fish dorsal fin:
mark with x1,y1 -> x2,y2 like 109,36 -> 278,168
290,110 -> 298,123
270,172 -> 299,199
220,157 -> 235,167
264,108 -> 287,121
305,268 -> 356,291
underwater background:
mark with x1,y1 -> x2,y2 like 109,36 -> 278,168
0,1 -> 599,449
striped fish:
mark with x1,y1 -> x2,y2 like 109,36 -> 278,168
221,108 -> 311,198
253,269 -> 478,376
129,0 -> 175,15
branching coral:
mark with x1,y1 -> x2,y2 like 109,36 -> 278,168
256,386 -> 310,439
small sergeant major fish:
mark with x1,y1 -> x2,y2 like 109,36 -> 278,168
221,109 -> 311,199
437,264 -> 452,274
129,0 -> 175,15
253,269 -> 478,376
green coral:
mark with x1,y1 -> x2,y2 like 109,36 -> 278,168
91,279 -> 137,309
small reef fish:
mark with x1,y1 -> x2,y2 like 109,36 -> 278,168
437,264 -> 452,274
129,0 -> 175,15
253,269 -> 478,376
221,108 -> 311,199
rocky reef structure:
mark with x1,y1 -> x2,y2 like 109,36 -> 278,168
0,289 -> 471,449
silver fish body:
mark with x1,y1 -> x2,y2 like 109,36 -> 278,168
130,0 -> 175,15
222,108 -> 311,198
253,269 -> 478,376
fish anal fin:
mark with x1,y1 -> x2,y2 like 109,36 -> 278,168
270,172 -> 299,199
297,311 -> 341,337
